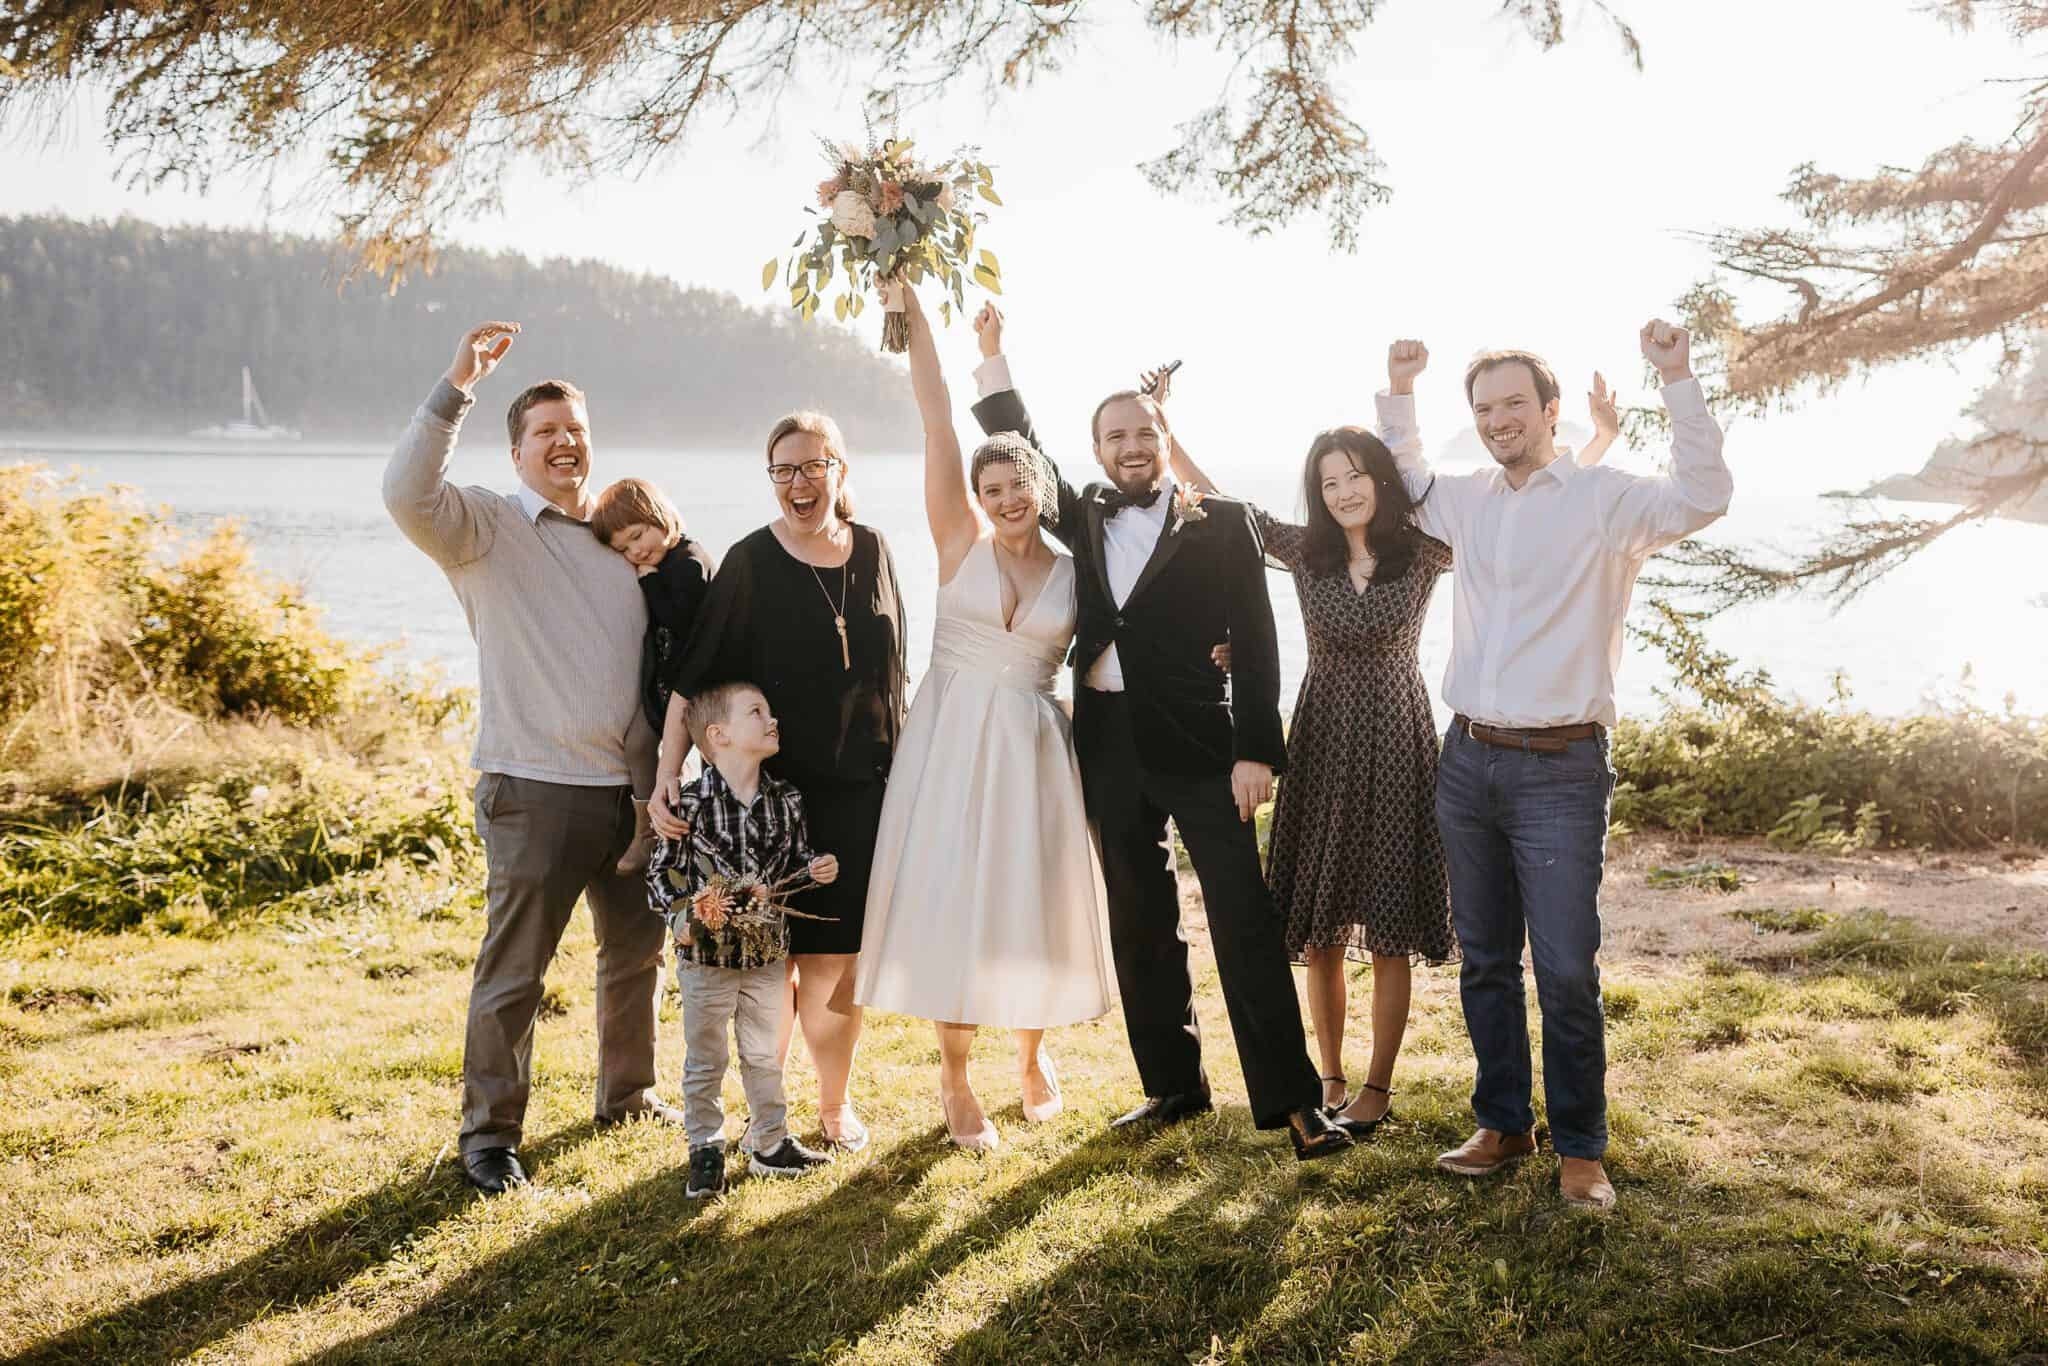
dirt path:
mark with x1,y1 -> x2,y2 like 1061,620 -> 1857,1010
1176,835 -> 2048,969
1604,836 -> 2048,965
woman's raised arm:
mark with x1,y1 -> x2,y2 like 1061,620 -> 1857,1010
898,284 -> 980,577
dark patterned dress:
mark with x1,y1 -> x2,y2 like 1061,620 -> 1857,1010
1257,510 -> 1457,965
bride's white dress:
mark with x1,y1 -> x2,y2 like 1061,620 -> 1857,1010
855,536 -> 1114,1028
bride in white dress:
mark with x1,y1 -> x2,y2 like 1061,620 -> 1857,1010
854,284 -> 1114,1151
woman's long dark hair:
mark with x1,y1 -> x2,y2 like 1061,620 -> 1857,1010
1296,426 -> 1421,583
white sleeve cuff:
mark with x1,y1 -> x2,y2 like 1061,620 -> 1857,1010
1660,376 -> 1708,417
972,355 -> 1014,400
1375,389 -> 1417,421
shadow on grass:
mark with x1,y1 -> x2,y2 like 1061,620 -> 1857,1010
6,1122 -> 602,1366
303,1119 -> 1267,1363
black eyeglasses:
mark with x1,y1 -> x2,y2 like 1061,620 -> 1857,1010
766,457 -> 839,485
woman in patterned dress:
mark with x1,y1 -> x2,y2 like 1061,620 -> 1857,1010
1162,371 -> 1617,1137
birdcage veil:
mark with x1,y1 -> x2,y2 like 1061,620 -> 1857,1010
969,431 -> 1060,530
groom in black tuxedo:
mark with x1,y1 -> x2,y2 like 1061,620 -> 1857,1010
968,306 -> 1346,1160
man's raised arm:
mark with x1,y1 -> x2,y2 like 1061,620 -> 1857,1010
382,321 -> 520,568
1597,320 -> 1733,558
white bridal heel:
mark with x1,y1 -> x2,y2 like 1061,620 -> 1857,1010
941,1088 -> 1000,1153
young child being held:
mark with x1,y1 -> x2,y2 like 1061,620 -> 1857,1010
645,680 -> 839,1200
591,478 -> 717,874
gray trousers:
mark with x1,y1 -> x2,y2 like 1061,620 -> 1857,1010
461,773 -> 667,1154
676,958 -> 790,1152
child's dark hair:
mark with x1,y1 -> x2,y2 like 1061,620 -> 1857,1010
686,680 -> 763,754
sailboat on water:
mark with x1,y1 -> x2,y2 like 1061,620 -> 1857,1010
191,366 -> 300,441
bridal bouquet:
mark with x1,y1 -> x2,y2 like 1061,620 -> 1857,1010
764,133 -> 1004,352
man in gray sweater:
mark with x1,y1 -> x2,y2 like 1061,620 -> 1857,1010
384,321 -> 675,1194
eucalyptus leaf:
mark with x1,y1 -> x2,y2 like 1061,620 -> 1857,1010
973,265 -> 1001,294
761,259 -> 778,290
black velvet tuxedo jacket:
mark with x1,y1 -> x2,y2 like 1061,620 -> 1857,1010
971,386 -> 1287,778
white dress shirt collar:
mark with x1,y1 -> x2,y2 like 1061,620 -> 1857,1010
1487,448 -> 1576,495
515,483 -> 592,525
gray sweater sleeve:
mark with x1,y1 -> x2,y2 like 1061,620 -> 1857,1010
382,380 -> 496,568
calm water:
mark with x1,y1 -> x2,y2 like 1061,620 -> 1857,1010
10,433 -> 2047,720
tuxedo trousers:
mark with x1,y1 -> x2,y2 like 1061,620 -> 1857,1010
1076,690 -> 1319,1128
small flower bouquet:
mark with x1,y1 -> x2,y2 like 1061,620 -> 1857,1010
659,834 -> 833,969
764,132 -> 1004,352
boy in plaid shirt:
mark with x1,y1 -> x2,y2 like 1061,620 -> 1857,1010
648,680 -> 838,1199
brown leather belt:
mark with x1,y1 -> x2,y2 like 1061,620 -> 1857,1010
1454,713 -> 1602,754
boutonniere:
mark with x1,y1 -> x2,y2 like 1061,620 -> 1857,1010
1170,484 -> 1209,530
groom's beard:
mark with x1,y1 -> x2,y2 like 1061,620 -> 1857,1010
1104,458 -> 1166,499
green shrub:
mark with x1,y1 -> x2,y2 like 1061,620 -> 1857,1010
129,523 -> 366,725
0,756 -> 475,933
1613,601 -> 2048,848
0,462 -> 477,934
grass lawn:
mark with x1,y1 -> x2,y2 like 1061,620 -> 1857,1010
4,849 -> 2048,1364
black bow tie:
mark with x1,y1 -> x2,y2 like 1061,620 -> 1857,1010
1100,486 -> 1163,514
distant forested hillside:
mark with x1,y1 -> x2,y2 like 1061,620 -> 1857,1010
0,215 -> 918,448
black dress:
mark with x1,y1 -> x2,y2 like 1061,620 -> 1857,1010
637,539 -> 709,732
1257,511 -> 1457,965
672,523 -> 908,954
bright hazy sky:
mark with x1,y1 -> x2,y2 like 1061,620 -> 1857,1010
0,1 -> 2031,486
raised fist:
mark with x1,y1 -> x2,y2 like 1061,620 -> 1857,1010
1387,339 -> 1429,395
445,321 -> 520,394
974,302 -> 1004,360
1639,319 -> 1691,384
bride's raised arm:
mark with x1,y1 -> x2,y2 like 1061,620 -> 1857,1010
898,283 -> 980,579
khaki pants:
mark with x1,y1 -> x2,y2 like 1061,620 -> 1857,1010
676,958 -> 790,1152
461,773 -> 667,1154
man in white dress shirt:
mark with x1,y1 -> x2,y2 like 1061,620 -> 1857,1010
1376,321 -> 1731,1210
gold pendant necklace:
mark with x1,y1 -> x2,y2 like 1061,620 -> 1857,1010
808,556 -> 851,670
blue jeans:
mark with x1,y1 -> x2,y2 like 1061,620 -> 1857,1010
1435,722 -> 1615,1159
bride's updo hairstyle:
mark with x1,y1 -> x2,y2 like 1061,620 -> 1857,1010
765,410 -> 856,522
969,430 -> 1060,530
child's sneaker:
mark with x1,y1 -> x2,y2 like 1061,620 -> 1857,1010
685,1144 -> 726,1200
748,1136 -> 832,1178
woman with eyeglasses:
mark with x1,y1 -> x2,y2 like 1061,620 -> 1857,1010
653,413 -> 908,1153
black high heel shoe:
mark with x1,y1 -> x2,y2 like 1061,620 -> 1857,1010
1327,1081 -> 1393,1141
1318,1072 -> 1350,1111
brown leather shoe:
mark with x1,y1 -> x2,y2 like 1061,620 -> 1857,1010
1434,1127 -> 1537,1177
1559,1157 -> 1616,1210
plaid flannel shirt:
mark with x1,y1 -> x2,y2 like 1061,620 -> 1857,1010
646,764 -> 817,968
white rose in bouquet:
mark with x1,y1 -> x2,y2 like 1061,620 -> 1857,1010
830,190 -> 877,239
